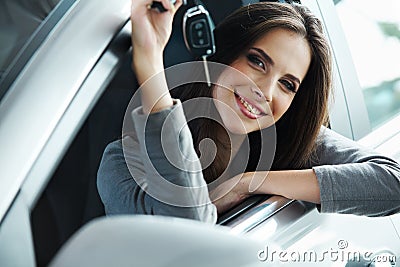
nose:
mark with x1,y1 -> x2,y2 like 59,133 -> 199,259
251,86 -> 266,102
253,80 -> 274,102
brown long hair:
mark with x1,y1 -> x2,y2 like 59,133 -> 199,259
178,2 -> 332,182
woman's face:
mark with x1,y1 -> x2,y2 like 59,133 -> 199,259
213,28 -> 312,134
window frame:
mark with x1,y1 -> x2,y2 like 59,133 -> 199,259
0,0 -> 77,103
0,0 -> 131,225
302,0 -> 372,141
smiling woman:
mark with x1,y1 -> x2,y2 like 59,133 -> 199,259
97,0 -> 400,221
212,29 -> 311,134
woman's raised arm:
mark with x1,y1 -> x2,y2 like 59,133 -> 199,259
130,0 -> 183,113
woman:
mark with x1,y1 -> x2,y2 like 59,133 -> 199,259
97,0 -> 400,223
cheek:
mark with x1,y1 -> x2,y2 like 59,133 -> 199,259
213,85 -> 230,104
212,86 -> 233,121
274,94 -> 295,119
217,62 -> 252,87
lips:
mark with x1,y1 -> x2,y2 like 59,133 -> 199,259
234,91 -> 268,119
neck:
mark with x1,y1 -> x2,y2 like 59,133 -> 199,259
227,132 -> 246,160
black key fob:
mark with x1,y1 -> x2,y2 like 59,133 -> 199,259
183,4 -> 215,58
151,0 -> 177,12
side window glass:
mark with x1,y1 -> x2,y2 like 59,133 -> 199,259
334,0 -> 400,128
0,0 -> 60,78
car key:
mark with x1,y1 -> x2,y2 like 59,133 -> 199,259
183,4 -> 216,87
150,0 -> 177,12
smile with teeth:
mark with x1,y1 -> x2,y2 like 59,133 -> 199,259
238,95 -> 262,115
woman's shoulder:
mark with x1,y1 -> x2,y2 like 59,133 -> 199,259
103,136 -> 139,157
316,126 -> 365,150
105,138 -> 123,151
100,139 -> 125,169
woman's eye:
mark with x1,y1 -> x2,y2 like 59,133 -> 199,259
247,54 -> 265,70
280,79 -> 296,93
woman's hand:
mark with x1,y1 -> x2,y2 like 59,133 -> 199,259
209,174 -> 251,214
209,169 -> 321,214
131,0 -> 182,63
130,0 -> 183,113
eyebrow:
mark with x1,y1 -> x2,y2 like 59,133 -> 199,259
250,47 -> 302,85
286,74 -> 301,86
251,47 -> 275,66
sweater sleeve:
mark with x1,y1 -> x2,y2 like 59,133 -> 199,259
97,100 -> 217,223
312,127 -> 400,216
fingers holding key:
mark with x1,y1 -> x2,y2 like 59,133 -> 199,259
131,0 -> 183,53
152,0 -> 175,13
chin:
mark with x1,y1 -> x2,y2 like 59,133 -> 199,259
221,118 -> 257,135
231,119 -> 276,135
225,125 -> 250,135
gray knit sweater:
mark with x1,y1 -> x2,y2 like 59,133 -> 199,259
97,100 -> 400,223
